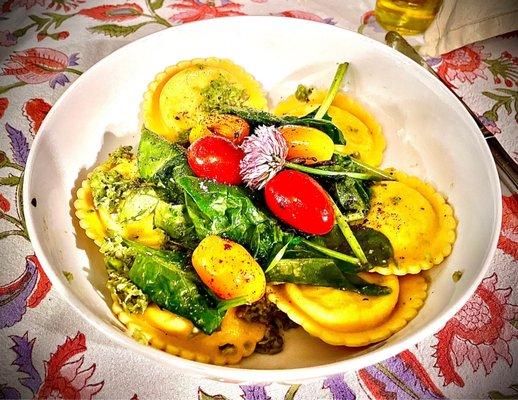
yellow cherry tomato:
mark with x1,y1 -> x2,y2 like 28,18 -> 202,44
278,125 -> 334,164
192,235 -> 266,303
189,114 -> 250,145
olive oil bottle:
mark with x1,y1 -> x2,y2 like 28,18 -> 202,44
375,0 -> 443,35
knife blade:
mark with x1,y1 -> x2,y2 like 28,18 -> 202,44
385,31 -> 518,194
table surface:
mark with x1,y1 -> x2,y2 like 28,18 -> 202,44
0,1 -> 517,399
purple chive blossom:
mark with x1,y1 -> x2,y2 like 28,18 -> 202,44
240,125 -> 288,190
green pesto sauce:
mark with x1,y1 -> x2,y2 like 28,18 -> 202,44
295,84 -> 313,102
200,76 -> 249,112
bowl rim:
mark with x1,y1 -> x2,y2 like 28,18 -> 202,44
23,15 -> 502,383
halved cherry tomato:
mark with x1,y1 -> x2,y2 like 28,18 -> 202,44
187,136 -> 244,185
264,170 -> 334,235
278,125 -> 334,164
192,235 -> 265,303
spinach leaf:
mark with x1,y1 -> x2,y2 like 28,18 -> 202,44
137,128 -> 192,201
320,226 -> 393,267
351,227 -> 393,266
220,106 -> 345,144
153,202 -> 198,250
126,240 -> 225,334
266,258 -> 391,296
332,176 -> 371,217
178,175 -> 291,264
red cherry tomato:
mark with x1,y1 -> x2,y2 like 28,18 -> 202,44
264,170 -> 334,235
187,136 -> 244,185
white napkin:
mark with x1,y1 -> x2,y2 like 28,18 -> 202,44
422,0 -> 518,56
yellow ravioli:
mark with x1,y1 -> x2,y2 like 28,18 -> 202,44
364,170 -> 457,275
75,178 -> 107,247
274,90 -> 385,166
112,298 -> 266,365
268,274 -> 427,347
74,169 -> 165,249
283,273 -> 399,331
142,58 -> 268,142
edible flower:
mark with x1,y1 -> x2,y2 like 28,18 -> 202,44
240,125 -> 288,190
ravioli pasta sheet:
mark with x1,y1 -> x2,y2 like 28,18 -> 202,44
74,175 -> 165,250
142,58 -> 268,142
112,298 -> 266,365
364,169 -> 457,275
268,273 -> 427,347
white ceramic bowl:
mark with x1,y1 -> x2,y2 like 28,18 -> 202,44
24,16 -> 501,383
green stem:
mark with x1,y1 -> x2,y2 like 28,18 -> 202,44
0,210 -> 24,230
343,211 -> 366,222
301,238 -> 359,265
285,161 -> 373,180
218,295 -> 248,310
5,161 -> 24,172
145,0 -> 171,27
331,201 -> 368,265
314,62 -> 349,120
0,229 -> 29,240
65,68 -> 82,75
348,154 -> 395,180
0,81 -> 27,95
265,238 -> 296,273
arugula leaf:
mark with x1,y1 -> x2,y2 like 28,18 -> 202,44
126,240 -> 225,334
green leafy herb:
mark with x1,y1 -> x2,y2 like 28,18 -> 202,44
178,175 -> 291,264
153,202 -> 198,249
137,128 -> 192,201
126,240 -> 225,334
350,227 -> 393,266
266,258 -> 390,296
117,187 -> 161,224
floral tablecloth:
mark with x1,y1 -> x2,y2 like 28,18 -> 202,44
0,1 -> 517,399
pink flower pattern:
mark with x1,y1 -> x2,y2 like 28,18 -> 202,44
168,0 -> 244,24
433,274 -> 518,386
2,47 -> 80,88
436,44 -> 489,84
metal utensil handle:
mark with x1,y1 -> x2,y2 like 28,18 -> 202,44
385,31 -> 518,194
